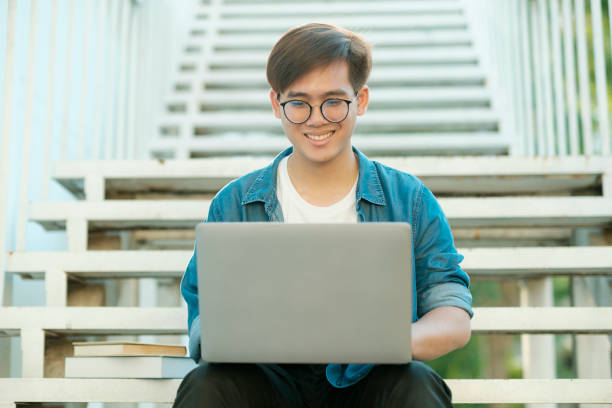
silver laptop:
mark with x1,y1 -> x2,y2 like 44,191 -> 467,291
196,222 -> 412,364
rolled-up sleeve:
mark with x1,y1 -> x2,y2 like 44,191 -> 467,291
413,183 -> 473,318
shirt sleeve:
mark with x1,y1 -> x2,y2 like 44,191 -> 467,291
413,183 -> 473,318
180,200 -> 220,362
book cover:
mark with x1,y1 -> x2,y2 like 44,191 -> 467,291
72,341 -> 186,357
65,356 -> 196,378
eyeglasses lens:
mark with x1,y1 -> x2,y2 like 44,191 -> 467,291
284,101 -> 310,123
322,99 -> 348,122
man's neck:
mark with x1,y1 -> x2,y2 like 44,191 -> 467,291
286,149 -> 359,206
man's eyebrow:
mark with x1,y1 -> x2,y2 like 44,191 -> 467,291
285,89 -> 351,98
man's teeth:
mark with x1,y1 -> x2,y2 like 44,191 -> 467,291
306,131 -> 334,141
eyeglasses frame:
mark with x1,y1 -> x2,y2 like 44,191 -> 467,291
277,92 -> 359,124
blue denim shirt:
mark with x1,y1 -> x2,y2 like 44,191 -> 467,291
180,146 -> 472,388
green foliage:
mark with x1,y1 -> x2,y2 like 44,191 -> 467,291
426,335 -> 484,379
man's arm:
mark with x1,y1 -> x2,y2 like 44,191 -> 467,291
180,199 -> 222,362
412,182 -> 473,360
411,306 -> 471,361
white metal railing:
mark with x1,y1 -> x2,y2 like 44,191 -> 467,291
466,2 -> 612,404
465,0 -> 612,157
0,0 -> 197,307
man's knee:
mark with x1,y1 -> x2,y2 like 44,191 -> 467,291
392,362 -> 452,407
185,363 -> 233,389
403,361 -> 442,384
173,363 -> 240,407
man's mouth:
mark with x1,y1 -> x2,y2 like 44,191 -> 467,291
304,131 -> 335,141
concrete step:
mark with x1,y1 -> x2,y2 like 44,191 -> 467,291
5,250 -> 192,279
208,15 -> 468,33
167,88 -> 493,111
0,378 -> 611,404
1,307 -> 612,335
6,247 -> 612,280
211,30 -> 473,50
199,48 -> 478,68
150,134 -> 509,158
0,307 -> 186,335
28,197 -> 612,231
52,156 -> 609,198
175,66 -> 487,89
454,227 -> 576,248
210,1 -> 463,17
221,0 -> 451,2
160,109 -> 498,133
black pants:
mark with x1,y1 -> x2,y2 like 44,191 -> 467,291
172,362 -> 453,408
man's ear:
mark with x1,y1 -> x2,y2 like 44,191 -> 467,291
356,85 -> 370,116
269,89 -> 282,119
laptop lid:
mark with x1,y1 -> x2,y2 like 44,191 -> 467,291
196,222 -> 412,364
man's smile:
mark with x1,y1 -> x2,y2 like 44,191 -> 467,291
304,130 -> 335,141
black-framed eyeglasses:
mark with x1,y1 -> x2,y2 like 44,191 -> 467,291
279,96 -> 357,124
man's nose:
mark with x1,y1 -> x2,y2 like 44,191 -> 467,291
305,105 -> 328,126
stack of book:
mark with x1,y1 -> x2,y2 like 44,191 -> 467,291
65,341 -> 196,378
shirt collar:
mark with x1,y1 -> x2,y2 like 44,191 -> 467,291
242,145 -> 385,208
354,146 -> 385,206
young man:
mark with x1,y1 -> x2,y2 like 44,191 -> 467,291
175,23 -> 472,408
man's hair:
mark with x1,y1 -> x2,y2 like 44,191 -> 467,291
266,23 -> 373,95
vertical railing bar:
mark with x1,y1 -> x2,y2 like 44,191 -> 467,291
134,4 -> 147,160
590,0 -> 610,155
105,0 -> 118,160
507,0 -> 519,156
0,0 -> 18,306
539,0 -> 556,156
115,0 -> 129,160
494,1 -> 509,154
487,2 -> 506,127
531,0 -> 546,156
511,1 -> 524,156
138,5 -> 153,160
91,0 -> 107,160
520,0 -> 536,157
77,1 -> 93,160
41,0 -> 60,202
16,0 -> 39,251
123,4 -> 133,160
501,0 -> 516,156
146,3 -> 160,159
484,2 -> 496,137
159,1 -> 170,158
126,4 -> 139,160
609,0 -> 612,152
575,0 -> 593,155
60,0 -> 75,160
563,0 -> 580,156
511,1 -> 525,156
150,2 -> 162,160
551,0 -> 569,156
147,3 -> 159,160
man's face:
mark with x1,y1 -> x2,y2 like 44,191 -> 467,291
270,61 -> 369,166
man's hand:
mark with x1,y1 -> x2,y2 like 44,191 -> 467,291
411,306 -> 471,361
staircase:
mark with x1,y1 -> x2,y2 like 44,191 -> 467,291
1,0 -> 612,406
151,0 -> 507,159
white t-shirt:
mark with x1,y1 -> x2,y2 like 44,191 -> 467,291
276,156 -> 358,223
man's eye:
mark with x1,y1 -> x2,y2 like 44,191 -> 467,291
325,99 -> 343,106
